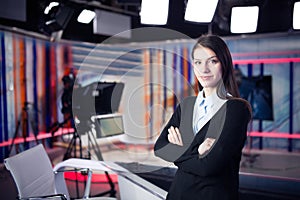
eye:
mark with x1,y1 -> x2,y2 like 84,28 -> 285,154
208,58 -> 219,65
194,60 -> 201,65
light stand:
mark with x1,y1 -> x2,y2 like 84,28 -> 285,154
8,102 -> 39,156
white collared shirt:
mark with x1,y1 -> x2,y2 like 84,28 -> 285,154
193,90 -> 228,135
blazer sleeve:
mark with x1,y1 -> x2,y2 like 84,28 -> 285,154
154,104 -> 189,162
175,100 -> 251,177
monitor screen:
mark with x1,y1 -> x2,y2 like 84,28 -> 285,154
94,114 -> 125,138
239,75 -> 274,120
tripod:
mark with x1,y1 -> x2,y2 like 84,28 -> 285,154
8,102 -> 39,156
59,115 -> 83,160
63,130 -> 83,160
47,112 -> 82,160
75,119 -> 116,198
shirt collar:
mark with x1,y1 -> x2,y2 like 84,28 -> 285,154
196,90 -> 224,107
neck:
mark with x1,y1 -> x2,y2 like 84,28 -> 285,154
203,88 -> 217,97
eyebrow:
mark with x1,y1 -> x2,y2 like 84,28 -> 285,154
193,55 -> 218,61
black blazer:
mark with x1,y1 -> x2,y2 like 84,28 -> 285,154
154,96 -> 251,200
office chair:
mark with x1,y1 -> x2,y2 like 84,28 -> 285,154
4,144 -> 117,200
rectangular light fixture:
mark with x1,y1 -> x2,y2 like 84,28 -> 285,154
293,2 -> 300,29
184,0 -> 219,23
77,9 -> 96,24
93,10 -> 131,38
140,0 -> 169,25
230,6 -> 259,33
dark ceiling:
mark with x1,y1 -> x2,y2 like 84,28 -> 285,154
0,0 -> 299,43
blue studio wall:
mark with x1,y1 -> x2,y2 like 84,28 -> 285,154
226,33 -> 300,151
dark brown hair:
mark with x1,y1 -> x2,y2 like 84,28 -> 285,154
192,34 -> 252,119
192,34 -> 240,99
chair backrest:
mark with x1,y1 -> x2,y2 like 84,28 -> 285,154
4,144 -> 57,199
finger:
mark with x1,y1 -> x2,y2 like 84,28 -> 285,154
168,127 -> 176,144
198,144 -> 206,155
175,127 -> 183,146
206,138 -> 216,146
170,126 -> 180,144
172,127 -> 182,145
168,126 -> 181,145
199,139 -> 215,155
167,129 -> 174,143
206,138 -> 215,143
167,132 -> 174,143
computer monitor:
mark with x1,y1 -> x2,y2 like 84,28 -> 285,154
93,114 -> 125,138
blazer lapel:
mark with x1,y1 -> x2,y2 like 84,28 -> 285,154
195,99 -> 227,135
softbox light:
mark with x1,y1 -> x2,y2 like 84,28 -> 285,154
140,0 -> 169,25
293,2 -> 300,30
230,6 -> 259,33
184,0 -> 219,23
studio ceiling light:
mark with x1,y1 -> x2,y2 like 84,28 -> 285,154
77,9 -> 95,24
293,2 -> 300,30
230,6 -> 259,33
184,0 -> 219,23
140,0 -> 169,25
44,2 -> 59,15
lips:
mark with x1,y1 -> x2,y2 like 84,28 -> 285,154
201,76 -> 213,80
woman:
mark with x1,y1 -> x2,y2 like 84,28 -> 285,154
154,34 -> 252,200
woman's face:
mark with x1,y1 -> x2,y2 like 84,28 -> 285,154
192,45 -> 222,94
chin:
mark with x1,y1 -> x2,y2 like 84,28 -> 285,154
200,83 -> 214,88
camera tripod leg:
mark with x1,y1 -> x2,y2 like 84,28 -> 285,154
63,131 -> 83,160
8,102 -> 40,156
86,130 -> 103,161
8,118 -> 22,156
29,118 -> 39,145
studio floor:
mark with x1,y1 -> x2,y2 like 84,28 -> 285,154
1,140 -> 300,200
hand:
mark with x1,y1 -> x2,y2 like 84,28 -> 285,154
198,138 -> 216,155
167,126 -> 183,146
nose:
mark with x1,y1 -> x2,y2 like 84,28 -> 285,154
194,65 -> 209,76
200,62 -> 210,73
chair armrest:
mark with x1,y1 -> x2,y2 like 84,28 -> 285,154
19,193 -> 67,200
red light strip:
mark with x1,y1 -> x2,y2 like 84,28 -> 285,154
0,128 -> 74,147
233,57 -> 300,65
232,50 -> 300,58
64,172 -> 118,183
248,132 -> 300,139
